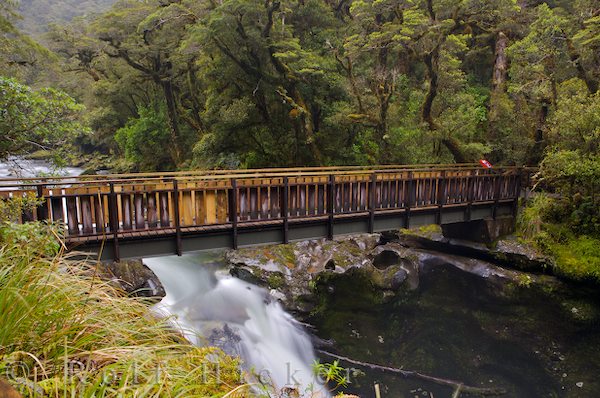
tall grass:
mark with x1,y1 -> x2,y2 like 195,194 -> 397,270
0,222 -> 247,397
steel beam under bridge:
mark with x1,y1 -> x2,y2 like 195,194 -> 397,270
74,202 -> 515,261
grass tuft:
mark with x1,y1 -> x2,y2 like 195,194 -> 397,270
0,222 -> 245,397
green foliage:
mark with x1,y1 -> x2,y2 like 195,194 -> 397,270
0,192 -> 41,224
114,103 -> 174,171
0,222 -> 245,397
517,194 -> 554,240
312,360 -> 348,391
17,0 -> 115,37
547,79 -> 600,154
2,0 -> 598,170
540,150 -> 600,199
549,235 -> 600,282
0,77 -> 88,163
508,4 -> 573,101
0,221 -> 60,256
519,190 -> 600,283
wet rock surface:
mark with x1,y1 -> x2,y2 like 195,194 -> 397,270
95,259 -> 166,300
225,229 -> 559,313
394,226 -> 554,273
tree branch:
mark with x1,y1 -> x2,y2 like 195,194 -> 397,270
318,350 -> 506,397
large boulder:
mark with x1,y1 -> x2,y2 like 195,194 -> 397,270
441,216 -> 515,244
226,235 -> 417,313
225,231 -> 556,313
394,226 -> 553,273
95,259 -> 166,300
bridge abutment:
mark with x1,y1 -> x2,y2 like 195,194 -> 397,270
441,216 -> 515,244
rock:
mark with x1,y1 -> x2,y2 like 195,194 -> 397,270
206,324 -> 242,357
390,269 -> 408,290
0,378 -> 22,398
226,235 -> 400,312
225,230 -> 561,313
230,266 -> 265,287
378,230 -> 401,245
394,228 -> 553,273
493,238 -> 553,271
373,249 -> 401,269
95,259 -> 166,300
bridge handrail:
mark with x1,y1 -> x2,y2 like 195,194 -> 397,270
0,163 -> 494,183
0,164 -> 529,189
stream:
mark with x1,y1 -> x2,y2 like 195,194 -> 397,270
143,249 -> 600,398
144,253 -> 330,397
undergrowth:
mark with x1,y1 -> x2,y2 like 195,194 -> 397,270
0,222 -> 247,397
518,193 -> 600,284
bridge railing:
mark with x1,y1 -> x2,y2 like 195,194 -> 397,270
0,166 -> 525,255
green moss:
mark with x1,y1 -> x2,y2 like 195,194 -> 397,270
518,196 -> 600,284
400,224 -> 442,238
549,235 -> 600,282
267,272 -> 285,289
270,244 -> 297,268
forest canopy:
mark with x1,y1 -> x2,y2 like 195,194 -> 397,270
0,0 -> 599,172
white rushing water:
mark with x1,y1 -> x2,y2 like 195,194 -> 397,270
144,252 -> 329,397
0,157 -> 83,179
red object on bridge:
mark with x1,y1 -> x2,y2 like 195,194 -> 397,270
479,159 -> 493,169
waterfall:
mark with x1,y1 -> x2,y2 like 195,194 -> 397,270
144,252 -> 329,397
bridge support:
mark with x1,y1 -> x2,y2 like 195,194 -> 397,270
441,216 -> 515,244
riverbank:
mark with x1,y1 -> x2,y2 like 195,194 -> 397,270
0,222 -> 245,397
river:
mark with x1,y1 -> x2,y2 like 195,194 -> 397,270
0,157 -> 83,179
143,249 -> 600,397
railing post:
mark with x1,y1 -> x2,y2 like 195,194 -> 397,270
108,182 -> 120,262
404,171 -> 413,229
436,170 -> 446,225
368,172 -> 376,234
327,174 -> 334,240
492,171 -> 502,220
512,168 -> 522,227
465,170 -> 475,222
282,177 -> 289,244
36,184 -> 48,221
172,179 -> 183,256
230,178 -> 238,250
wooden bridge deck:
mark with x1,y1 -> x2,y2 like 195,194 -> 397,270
0,164 -> 525,260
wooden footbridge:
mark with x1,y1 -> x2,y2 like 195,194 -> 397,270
0,164 -> 526,261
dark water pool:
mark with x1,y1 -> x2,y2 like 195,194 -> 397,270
310,264 -> 600,397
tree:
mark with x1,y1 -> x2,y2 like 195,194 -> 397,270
0,0 -> 49,78
115,103 -> 174,171
508,4 -> 578,164
91,0 -> 201,167
0,76 -> 88,163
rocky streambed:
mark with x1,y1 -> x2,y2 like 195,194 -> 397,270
225,228 -> 560,316
225,228 -> 600,397
100,227 -> 600,397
